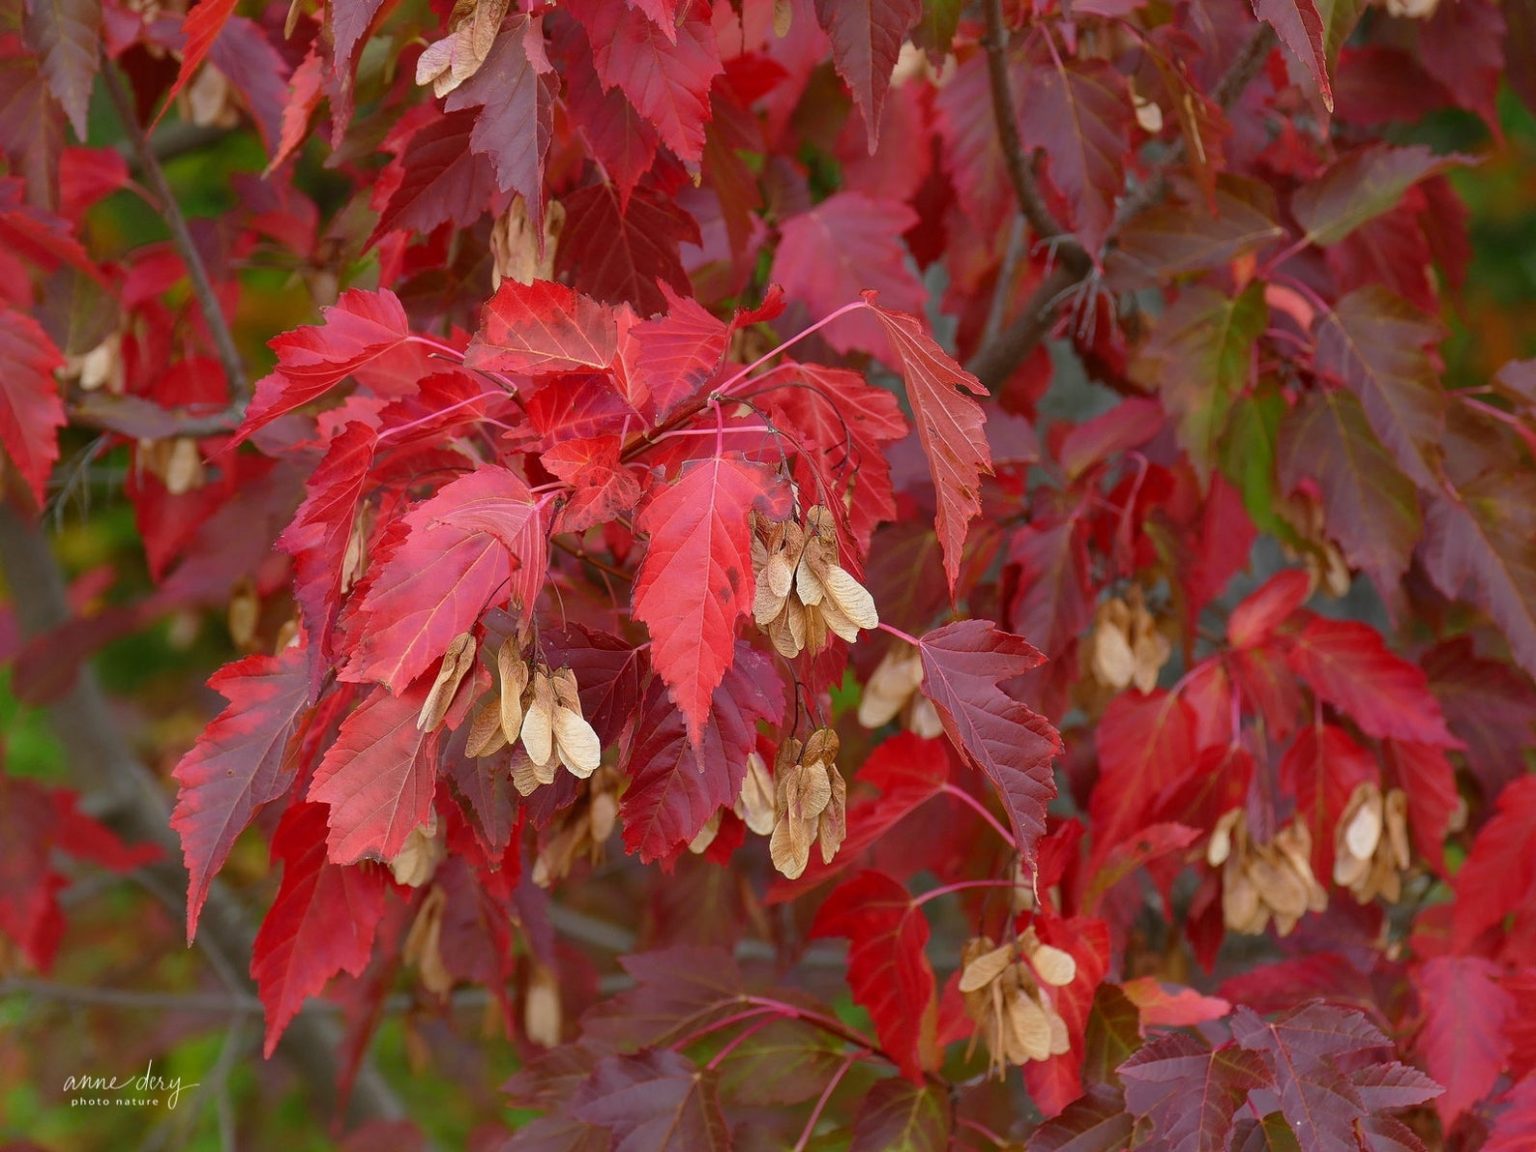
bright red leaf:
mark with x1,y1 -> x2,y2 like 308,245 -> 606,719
307,685 -> 438,864
811,870 -> 939,1083
172,646 -> 312,941
631,453 -> 788,746
251,802 -> 388,1056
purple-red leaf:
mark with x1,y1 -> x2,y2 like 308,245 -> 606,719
812,0 -> 923,150
867,300 -> 993,592
918,620 -> 1061,872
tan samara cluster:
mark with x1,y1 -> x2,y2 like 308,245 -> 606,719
959,929 -> 1077,1078
1086,588 -> 1170,694
1208,809 -> 1327,936
461,640 -> 601,792
857,643 -> 942,737
766,729 -> 847,880
1333,783 -> 1411,904
752,506 -> 878,658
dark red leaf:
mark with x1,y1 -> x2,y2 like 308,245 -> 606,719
1251,0 -> 1332,110
918,620 -> 1061,872
373,109 -> 499,241
1089,690 -> 1198,855
555,182 -> 699,316
444,16 -> 553,216
1451,775 -> 1536,952
867,300 -> 993,592
0,308 -> 65,507
620,643 -> 783,861
1411,957 -> 1505,1127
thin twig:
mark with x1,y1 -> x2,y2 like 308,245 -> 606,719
965,22 -> 1278,391
980,0 -> 1082,263
99,55 -> 249,399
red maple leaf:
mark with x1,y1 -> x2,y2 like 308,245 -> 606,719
918,620 -> 1061,872
868,300 -> 994,592
171,645 -> 312,941
251,802 -> 388,1056
811,870 -> 939,1083
631,453 -> 788,746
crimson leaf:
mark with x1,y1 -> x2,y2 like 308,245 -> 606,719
171,646 -> 312,941
251,802 -> 387,1056
811,870 -> 938,1083
631,453 -> 788,746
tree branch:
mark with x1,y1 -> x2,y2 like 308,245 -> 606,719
0,500 -> 408,1131
980,0 -> 1087,271
966,22 -> 1278,391
100,56 -> 249,401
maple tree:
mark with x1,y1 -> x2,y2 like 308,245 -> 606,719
3,0 -> 1536,1147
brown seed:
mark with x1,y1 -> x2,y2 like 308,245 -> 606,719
418,632 -> 476,732
465,696 -> 508,758
498,642 -> 529,744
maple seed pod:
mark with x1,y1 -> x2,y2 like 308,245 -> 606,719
689,811 -> 723,854
735,750 -> 776,836
550,668 -> 602,778
959,939 -> 1014,993
465,696 -> 508,758
858,643 -> 926,728
523,961 -> 562,1048
1026,942 -> 1077,988
498,642 -> 530,744
1334,784 -> 1413,904
415,0 -> 511,97
418,632 -> 476,732
521,666 -> 557,767
389,812 -> 445,888
227,578 -> 260,649
404,885 -> 453,996
165,438 -> 205,495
